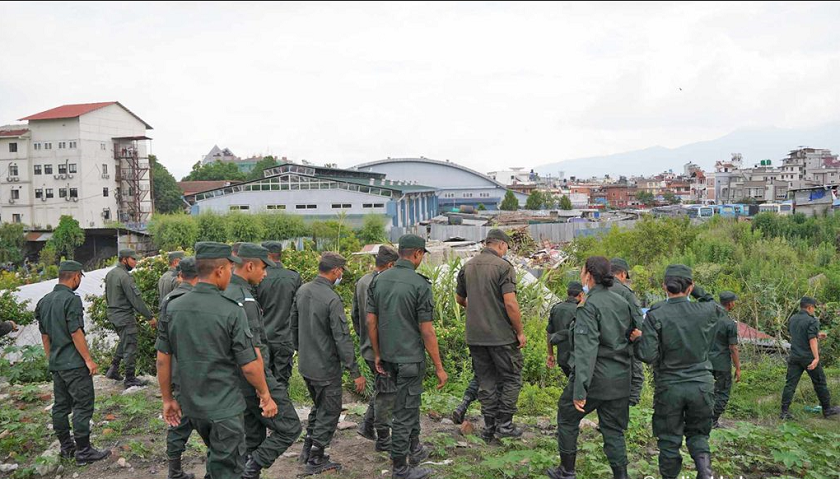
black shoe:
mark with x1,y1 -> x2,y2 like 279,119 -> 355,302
780,407 -> 793,420
693,453 -> 713,479
357,417 -> 376,441
298,436 -> 313,464
611,464 -> 628,479
58,433 -> 76,459
241,455 -> 262,479
408,436 -> 430,466
105,361 -> 122,381
451,400 -> 471,425
392,455 -> 432,479
495,413 -> 523,439
74,435 -> 111,466
305,445 -> 341,475
546,453 -> 576,479
481,415 -> 496,443
823,406 -> 840,418
375,428 -> 392,453
123,370 -> 148,388
167,456 -> 195,479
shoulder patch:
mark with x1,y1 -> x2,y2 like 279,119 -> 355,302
220,295 -> 244,308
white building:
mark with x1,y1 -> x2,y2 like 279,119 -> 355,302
0,102 -> 153,229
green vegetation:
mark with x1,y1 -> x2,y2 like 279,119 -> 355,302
559,194 -> 573,210
246,156 -> 280,181
181,160 -> 247,182
48,216 -> 85,261
0,223 -> 26,264
500,190 -> 519,211
150,155 -> 185,214
636,190 -> 655,206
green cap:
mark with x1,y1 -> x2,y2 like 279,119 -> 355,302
486,228 -> 513,245
801,296 -> 818,306
610,258 -> 630,274
119,249 -> 140,260
237,243 -> 277,267
58,260 -> 84,275
167,251 -> 186,263
194,242 -> 242,264
567,281 -> 583,296
176,257 -> 197,277
664,264 -> 693,280
320,252 -> 347,271
261,241 -> 284,254
398,234 -> 429,253
719,291 -> 738,303
376,245 -> 399,264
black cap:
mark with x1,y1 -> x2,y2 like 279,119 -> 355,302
610,258 -> 630,274
664,264 -> 692,280
176,257 -> 197,276
195,242 -> 242,264
719,291 -> 738,303
567,281 -> 583,296
486,229 -> 513,245
119,249 -> 140,260
801,296 -> 818,307
167,251 -> 186,263
59,260 -> 84,275
398,234 -> 429,253
262,241 -> 284,254
237,243 -> 277,267
320,252 -> 347,271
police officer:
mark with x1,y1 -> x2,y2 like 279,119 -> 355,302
710,291 -> 741,428
368,234 -> 447,479
636,264 -> 720,479
780,297 -> 840,419
224,244 -> 302,479
609,258 -> 645,406
456,228 -> 525,441
157,257 -> 198,479
292,252 -> 366,475
156,242 -> 278,479
546,281 -> 584,378
37,261 -> 111,465
548,257 -> 638,479
158,251 -> 185,300
255,241 -> 302,386
104,249 -> 156,388
352,245 -> 399,450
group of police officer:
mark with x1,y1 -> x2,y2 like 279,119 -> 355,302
31,227 -> 839,479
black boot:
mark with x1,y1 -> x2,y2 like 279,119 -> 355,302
451,399 -> 471,425
375,428 -> 392,452
693,453 -> 713,479
241,455 -> 262,479
105,358 -> 122,381
659,456 -> 682,479
408,436 -> 430,466
495,413 -> 523,439
392,455 -> 432,479
167,456 -> 195,479
823,405 -> 840,418
611,464 -> 628,479
58,433 -> 76,459
305,445 -> 341,475
546,453 -> 576,479
779,406 -> 793,420
74,435 -> 111,465
123,368 -> 148,388
357,407 -> 376,441
298,436 -> 313,464
481,415 -> 496,443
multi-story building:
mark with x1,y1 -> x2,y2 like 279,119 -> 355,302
0,102 -> 153,229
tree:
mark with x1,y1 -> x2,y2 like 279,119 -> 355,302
477,203 -> 487,211
150,155 -> 184,214
636,191 -> 655,206
49,216 -> 85,260
0,223 -> 25,264
559,195 -> 573,210
500,190 -> 519,211
526,190 -> 545,210
357,214 -> 388,244
182,160 -> 246,182
149,214 -> 199,251
662,191 -> 681,205
246,156 -> 279,181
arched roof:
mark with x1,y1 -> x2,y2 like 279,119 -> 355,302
353,157 -> 508,189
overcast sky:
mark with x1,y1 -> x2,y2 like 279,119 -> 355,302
2,2 -> 839,179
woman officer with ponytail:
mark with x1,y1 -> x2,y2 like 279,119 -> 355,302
636,264 -> 722,479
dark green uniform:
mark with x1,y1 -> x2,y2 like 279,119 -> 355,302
223,274 -> 301,469
547,297 -> 578,377
255,263 -> 301,385
158,268 -> 179,301
637,286 -> 720,479
367,259 -> 433,459
557,285 -> 635,468
709,308 -> 738,420
158,282 -> 194,461
156,282 -> 257,479
609,281 -> 645,405
781,310 -> 833,411
456,248 -> 523,420
36,284 -> 93,438
292,276 -> 361,449
105,263 -> 153,372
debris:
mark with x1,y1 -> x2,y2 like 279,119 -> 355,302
121,386 -> 146,395
0,464 -> 18,473
105,414 -> 117,421
459,421 -> 475,437
580,419 -> 598,429
440,418 -> 454,426
337,421 -> 357,431
428,411 -> 442,421
117,457 -> 130,468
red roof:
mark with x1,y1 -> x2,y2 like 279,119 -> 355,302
0,129 -> 28,137
19,102 -> 153,129
736,321 -> 773,341
178,181 -> 237,196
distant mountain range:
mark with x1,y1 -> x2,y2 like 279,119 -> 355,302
534,121 -> 840,178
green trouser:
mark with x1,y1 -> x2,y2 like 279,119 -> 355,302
52,367 -> 94,438
114,321 -> 139,371
166,391 -> 194,460
189,414 -> 246,479
304,377 -> 343,448
712,369 -> 733,418
269,342 -> 294,386
364,360 -> 396,430
781,358 -> 832,410
630,358 -> 644,404
243,384 -> 302,468
652,381 -> 714,478
469,343 -> 524,418
381,360 -> 424,459
556,380 -> 629,467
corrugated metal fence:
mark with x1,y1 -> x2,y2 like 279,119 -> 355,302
390,220 -> 638,243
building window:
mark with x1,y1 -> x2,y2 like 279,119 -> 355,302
266,204 -> 285,210
69,141 -> 77,149
296,204 -> 317,210
34,165 -> 42,175
464,193 -> 473,198
100,143 -> 106,151
44,142 -> 52,150
229,205 -> 250,211
69,164 -> 77,174
363,203 -> 385,208
58,142 -> 66,149
35,189 -> 43,199
58,164 -> 67,174
102,164 -> 108,175
11,190 -> 19,200
331,203 -> 351,209
12,214 -> 21,223
103,209 -> 111,220
44,164 -> 53,174
46,189 -> 54,199
8,165 -> 18,176
59,188 -> 67,198
103,187 -> 109,197
8,143 -> 16,153
33,143 -> 41,150
70,188 -> 78,198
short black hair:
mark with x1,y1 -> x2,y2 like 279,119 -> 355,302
58,271 -> 79,282
197,258 -> 230,278
399,248 -> 421,259
664,276 -> 692,294
179,270 -> 198,281
584,256 -> 614,288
